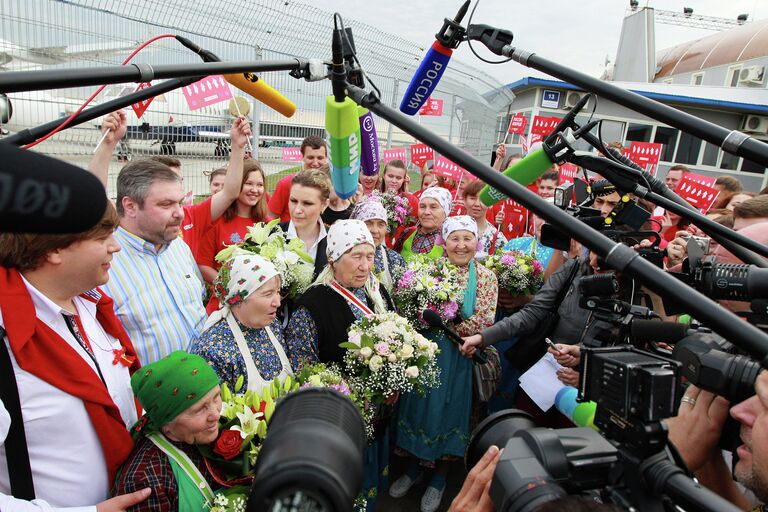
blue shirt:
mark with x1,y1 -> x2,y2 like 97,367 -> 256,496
103,227 -> 206,364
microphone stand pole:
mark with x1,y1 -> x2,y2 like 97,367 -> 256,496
3,77 -> 197,147
344,82 -> 768,366
466,25 -> 768,167
0,59 -> 309,93
569,153 -> 768,266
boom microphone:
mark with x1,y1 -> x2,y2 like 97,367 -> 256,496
0,144 -> 107,233
399,1 -> 470,115
326,22 -> 361,199
358,106 -> 380,176
422,308 -> 488,364
175,35 -> 296,118
479,147 -> 556,207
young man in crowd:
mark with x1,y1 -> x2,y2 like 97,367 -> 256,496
0,202 -> 150,511
268,135 -> 328,221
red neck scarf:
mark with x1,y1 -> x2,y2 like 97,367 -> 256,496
0,267 -> 140,486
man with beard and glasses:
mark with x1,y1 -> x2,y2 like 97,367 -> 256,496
102,160 -> 207,364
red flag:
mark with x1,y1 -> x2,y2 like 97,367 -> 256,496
507,113 -> 527,134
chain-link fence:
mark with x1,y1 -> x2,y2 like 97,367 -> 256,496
0,0 -> 513,196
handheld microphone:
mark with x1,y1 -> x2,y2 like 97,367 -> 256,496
326,22 -> 361,199
554,387 -> 598,431
479,147 -> 556,207
0,144 -> 107,233
175,35 -> 296,118
358,106 -> 380,176
422,309 -> 488,364
399,1 -> 470,115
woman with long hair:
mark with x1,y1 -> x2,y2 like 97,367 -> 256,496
197,160 -> 269,312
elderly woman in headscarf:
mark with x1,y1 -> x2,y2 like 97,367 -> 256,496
284,219 -> 396,511
389,216 -> 498,512
113,351 -> 222,511
352,198 -> 406,294
189,253 -> 294,394
395,187 -> 452,261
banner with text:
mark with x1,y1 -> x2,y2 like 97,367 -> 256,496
410,143 -> 435,168
627,142 -> 663,174
507,113 -> 528,134
419,98 -> 444,116
433,156 -> 465,181
530,115 -> 563,136
675,174 -> 720,212
131,82 -> 155,118
182,75 -> 233,111
282,147 -> 303,162
383,148 -> 407,164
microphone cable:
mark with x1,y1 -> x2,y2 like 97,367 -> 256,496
23,33 -> 177,149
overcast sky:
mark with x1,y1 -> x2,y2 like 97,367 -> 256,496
304,0 -> 768,85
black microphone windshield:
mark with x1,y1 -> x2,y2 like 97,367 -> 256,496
630,319 -> 690,344
0,144 -> 107,233
422,309 -> 444,329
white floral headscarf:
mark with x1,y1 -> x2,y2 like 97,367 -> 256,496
352,198 -> 388,223
442,215 -> 478,240
204,252 -> 279,331
326,219 -> 375,262
419,187 -> 452,217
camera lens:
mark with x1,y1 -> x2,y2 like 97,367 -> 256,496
466,409 -> 536,470
248,388 -> 365,512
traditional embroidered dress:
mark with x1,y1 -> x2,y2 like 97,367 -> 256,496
190,317 -> 292,392
395,261 -> 498,464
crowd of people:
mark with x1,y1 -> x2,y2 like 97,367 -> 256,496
2,109 -> 768,512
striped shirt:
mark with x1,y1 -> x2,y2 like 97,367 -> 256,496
103,227 -> 206,365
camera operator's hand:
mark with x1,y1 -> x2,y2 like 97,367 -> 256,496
448,445 -> 502,512
666,232 -> 689,268
548,343 -> 580,367
461,334 -> 483,358
556,367 -> 579,387
666,386 -> 730,473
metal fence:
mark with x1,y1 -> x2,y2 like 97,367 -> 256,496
0,0 -> 513,196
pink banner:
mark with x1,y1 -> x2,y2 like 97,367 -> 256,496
419,98 -> 444,116
282,147 -> 303,162
410,143 -> 434,168
383,148 -> 407,164
530,115 -> 562,136
131,82 -> 154,118
433,156 -> 464,181
675,174 -> 720,212
507,113 -> 527,134
627,142 -> 663,174
182,75 -> 233,111
558,163 -> 580,185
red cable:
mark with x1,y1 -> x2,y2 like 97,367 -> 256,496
23,33 -> 176,149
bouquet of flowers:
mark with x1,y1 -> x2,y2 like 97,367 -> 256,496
199,375 -> 299,490
392,255 -> 465,329
354,192 -> 415,234
483,249 -> 544,297
215,219 -> 314,299
341,312 -> 440,401
295,362 -> 376,439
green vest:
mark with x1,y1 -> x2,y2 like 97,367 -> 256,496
400,229 -> 444,262
148,433 -> 213,511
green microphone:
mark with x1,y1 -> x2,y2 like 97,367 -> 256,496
326,95 -> 361,199
479,148 -> 555,207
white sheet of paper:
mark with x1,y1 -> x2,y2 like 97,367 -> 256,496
518,352 -> 566,412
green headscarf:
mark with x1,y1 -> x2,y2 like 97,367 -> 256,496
130,351 -> 220,438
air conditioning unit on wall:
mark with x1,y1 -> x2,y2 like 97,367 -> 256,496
739,65 -> 765,84
564,91 -> 589,110
741,114 -> 768,135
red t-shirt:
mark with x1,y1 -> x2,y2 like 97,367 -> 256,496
181,197 -> 212,259
268,174 -> 296,222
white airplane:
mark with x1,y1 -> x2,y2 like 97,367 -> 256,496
0,38 -> 237,155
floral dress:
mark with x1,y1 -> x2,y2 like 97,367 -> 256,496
189,317 -> 292,392
395,262 -> 498,464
